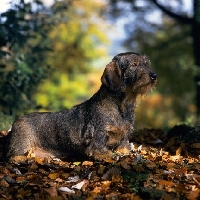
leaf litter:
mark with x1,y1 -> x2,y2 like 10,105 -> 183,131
0,125 -> 200,199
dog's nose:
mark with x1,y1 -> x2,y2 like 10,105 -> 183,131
150,72 -> 157,80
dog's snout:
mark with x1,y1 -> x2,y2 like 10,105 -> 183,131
150,72 -> 157,81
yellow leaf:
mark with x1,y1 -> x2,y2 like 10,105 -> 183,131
48,173 -> 59,180
35,157 -> 43,164
73,162 -> 81,166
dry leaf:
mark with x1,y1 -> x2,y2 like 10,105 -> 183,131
0,179 -> 9,187
35,157 -> 43,164
66,175 -> 79,183
97,164 -> 105,175
44,187 -> 58,196
112,174 -> 123,182
159,180 -> 175,187
57,187 -> 75,194
176,147 -> 182,156
146,162 -> 156,169
187,190 -> 199,200
91,186 -> 101,194
82,161 -> 93,166
48,173 -> 59,180
101,181 -> 111,187
71,180 -> 85,189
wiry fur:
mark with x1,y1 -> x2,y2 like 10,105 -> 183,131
6,52 -> 157,160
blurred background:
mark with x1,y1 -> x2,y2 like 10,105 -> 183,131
0,0 -> 199,130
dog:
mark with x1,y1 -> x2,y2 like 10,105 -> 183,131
6,52 -> 157,160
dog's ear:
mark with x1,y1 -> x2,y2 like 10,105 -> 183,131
101,61 -> 121,91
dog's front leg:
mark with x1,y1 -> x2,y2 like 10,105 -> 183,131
85,131 -> 113,160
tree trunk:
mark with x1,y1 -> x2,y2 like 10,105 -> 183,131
193,0 -> 200,123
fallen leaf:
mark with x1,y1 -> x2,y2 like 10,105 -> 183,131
0,179 -> 9,187
146,162 -> 156,169
91,186 -> 100,194
187,190 -> 199,200
48,173 -> 59,180
159,180 -> 175,187
71,180 -> 85,189
97,164 -> 105,175
106,192 -> 120,199
174,168 -> 187,176
176,147 -> 182,156
73,162 -> 81,166
101,181 -> 111,187
15,175 -> 26,183
30,162 -> 38,170
35,157 -> 43,164
82,161 -> 93,166
57,187 -> 75,194
44,187 -> 58,196
66,175 -> 79,183
112,174 -> 123,182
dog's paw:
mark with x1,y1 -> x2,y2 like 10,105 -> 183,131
115,140 -> 132,155
86,148 -> 113,160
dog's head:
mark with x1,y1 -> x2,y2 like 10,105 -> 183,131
101,52 -> 157,96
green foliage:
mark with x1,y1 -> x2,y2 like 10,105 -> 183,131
122,170 -> 148,192
35,73 -> 92,110
0,0 -> 108,115
35,0 -> 109,111
0,112 -> 13,131
48,0 -> 108,74
0,0 -> 55,116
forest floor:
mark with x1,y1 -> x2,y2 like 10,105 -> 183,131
0,125 -> 200,200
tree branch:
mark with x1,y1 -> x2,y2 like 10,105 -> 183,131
151,0 -> 194,24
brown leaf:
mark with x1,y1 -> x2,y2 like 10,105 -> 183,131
120,158 -> 131,170
101,181 -> 111,187
106,192 -> 120,199
166,163 -> 175,170
97,164 -> 106,175
44,187 -> 58,196
0,179 -> 9,187
176,147 -> 182,156
16,175 -> 26,183
146,162 -> 156,169
91,186 -> 101,194
135,164 -> 145,172
48,173 -> 59,180
29,162 -> 38,171
35,157 -> 43,164
82,161 -> 93,166
174,168 -> 187,176
159,180 -> 175,187
112,174 -> 123,182
60,173 -> 69,180
187,190 -> 199,200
